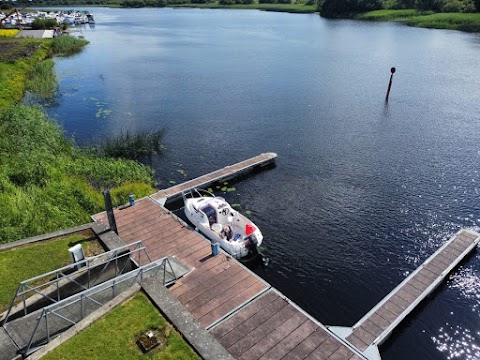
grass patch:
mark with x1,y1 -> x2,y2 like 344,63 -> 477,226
0,38 -> 47,108
406,12 -> 480,32
0,232 -> 102,313
356,9 -> 420,21
42,292 -> 200,360
50,35 -> 90,56
0,29 -> 20,38
25,59 -> 58,103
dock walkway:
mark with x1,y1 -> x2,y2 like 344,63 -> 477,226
330,229 -> 480,360
93,197 -> 362,359
92,154 -> 479,360
151,152 -> 277,205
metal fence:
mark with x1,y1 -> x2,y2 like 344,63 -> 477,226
18,256 -> 178,356
2,241 -> 151,325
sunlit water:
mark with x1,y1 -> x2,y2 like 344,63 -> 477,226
45,8 -> 480,359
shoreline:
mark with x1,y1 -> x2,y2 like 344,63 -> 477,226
20,5 -> 480,32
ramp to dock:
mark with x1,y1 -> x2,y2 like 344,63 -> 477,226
330,229 -> 480,360
151,152 -> 277,205
2,256 -> 191,357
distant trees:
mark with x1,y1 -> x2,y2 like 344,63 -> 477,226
121,0 -> 166,7
218,0 -> 254,4
258,0 -> 292,3
319,0 -> 479,16
320,0 -> 383,17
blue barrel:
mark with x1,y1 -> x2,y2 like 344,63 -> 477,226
212,243 -> 219,256
128,194 -> 135,206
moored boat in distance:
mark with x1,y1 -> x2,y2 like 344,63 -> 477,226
86,12 -> 95,24
183,188 -> 263,260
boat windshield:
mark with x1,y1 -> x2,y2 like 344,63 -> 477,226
201,205 -> 217,226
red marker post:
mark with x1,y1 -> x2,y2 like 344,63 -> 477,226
385,67 -> 396,102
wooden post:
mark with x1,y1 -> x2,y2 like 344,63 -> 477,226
385,67 -> 396,102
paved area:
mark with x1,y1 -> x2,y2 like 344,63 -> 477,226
0,328 -> 18,360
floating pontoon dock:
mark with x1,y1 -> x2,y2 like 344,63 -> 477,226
151,152 -> 277,206
330,229 -> 480,360
93,154 -> 480,360
2,154 -> 477,359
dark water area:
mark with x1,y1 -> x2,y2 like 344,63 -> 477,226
46,7 -> 480,359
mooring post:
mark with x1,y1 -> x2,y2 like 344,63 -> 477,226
385,67 -> 396,102
103,189 -> 118,234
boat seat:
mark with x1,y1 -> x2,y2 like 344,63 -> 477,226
211,223 -> 223,233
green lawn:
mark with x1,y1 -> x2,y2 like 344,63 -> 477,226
0,232 -> 102,313
42,292 -> 200,360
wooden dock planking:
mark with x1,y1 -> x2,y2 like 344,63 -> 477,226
328,229 -> 480,359
150,152 -> 277,204
93,196 -> 269,332
211,289 -> 360,360
199,281 -> 268,328
91,154 -> 480,360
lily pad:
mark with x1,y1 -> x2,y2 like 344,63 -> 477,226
245,210 -> 252,215
226,187 -> 236,192
231,203 -> 241,208
221,186 -> 227,192
169,180 -> 176,184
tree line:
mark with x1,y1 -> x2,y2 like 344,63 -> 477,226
319,0 -> 480,17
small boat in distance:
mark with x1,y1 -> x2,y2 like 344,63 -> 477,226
86,12 -> 95,24
183,189 -> 263,260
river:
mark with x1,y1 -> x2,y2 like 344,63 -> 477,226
46,7 -> 480,359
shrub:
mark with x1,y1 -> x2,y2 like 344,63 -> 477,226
31,18 -> 58,30
98,128 -> 167,160
50,36 -> 89,56
0,30 -> 20,38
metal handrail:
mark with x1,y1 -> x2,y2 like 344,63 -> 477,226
3,241 -> 151,325
22,257 -> 176,356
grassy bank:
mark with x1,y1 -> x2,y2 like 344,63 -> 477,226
42,292 -> 200,360
357,9 -> 480,32
406,12 -> 480,32
356,9 -> 421,21
0,36 -> 157,244
0,105 -> 156,244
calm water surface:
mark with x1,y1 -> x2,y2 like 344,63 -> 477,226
47,8 -> 480,359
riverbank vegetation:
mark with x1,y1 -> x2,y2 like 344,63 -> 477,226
98,129 -> 167,160
7,0 -> 316,13
319,0 -> 480,30
0,105 -> 155,244
0,36 -> 157,244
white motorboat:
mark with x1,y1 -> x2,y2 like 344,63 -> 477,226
183,189 -> 263,260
